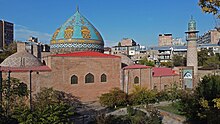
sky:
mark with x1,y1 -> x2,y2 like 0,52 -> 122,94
0,0 -> 217,47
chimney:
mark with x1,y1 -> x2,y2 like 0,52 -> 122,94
17,42 -> 26,52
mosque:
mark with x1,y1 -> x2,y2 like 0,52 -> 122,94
0,8 -> 193,102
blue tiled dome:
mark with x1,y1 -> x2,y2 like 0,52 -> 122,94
50,8 -> 104,53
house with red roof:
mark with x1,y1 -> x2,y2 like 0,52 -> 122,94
122,64 -> 181,93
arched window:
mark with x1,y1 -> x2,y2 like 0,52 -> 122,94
71,75 -> 78,84
85,73 -> 94,83
134,76 -> 139,84
42,60 -> 46,65
101,74 -> 107,82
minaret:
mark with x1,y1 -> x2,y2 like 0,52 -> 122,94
185,16 -> 199,76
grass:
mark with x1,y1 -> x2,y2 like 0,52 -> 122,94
156,102 -> 182,115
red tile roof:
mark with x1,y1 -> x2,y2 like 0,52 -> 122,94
152,67 -> 177,77
123,65 -> 178,77
123,64 -> 151,69
51,51 -> 120,58
0,66 -> 51,72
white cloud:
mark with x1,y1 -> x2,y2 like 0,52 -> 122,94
15,25 -> 52,44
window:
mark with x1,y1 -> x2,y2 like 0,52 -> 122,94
134,76 -> 139,84
71,75 -> 78,84
42,60 -> 46,65
101,74 -> 107,82
85,73 -> 94,83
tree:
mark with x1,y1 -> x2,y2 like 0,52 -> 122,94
118,42 -> 121,46
179,75 -> 220,123
0,78 -> 28,124
198,49 -> 209,66
12,103 -> 75,124
33,87 -> 81,111
4,41 -> 17,53
139,57 -> 155,67
99,88 -> 127,108
0,41 -> 17,63
198,0 -> 220,18
155,83 -> 181,102
198,49 -> 220,69
160,61 -> 173,68
1,78 -> 28,116
129,86 -> 157,105
203,55 -> 220,69
167,83 -> 181,102
12,88 -> 78,124
0,82 -> 79,124
172,54 -> 186,67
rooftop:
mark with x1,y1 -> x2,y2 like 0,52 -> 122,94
123,64 -> 151,69
0,50 -> 43,68
152,67 -> 178,77
123,65 -> 178,77
0,66 -> 51,72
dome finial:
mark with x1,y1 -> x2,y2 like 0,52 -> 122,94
191,15 -> 193,20
76,5 -> 79,12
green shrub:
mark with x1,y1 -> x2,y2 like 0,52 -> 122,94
129,86 -> 157,105
179,75 -> 220,123
156,90 -> 169,102
99,88 -> 127,108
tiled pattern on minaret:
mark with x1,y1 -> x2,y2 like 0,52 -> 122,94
187,40 -> 198,75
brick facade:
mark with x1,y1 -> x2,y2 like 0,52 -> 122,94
152,76 -> 180,90
2,55 -> 121,102
123,68 -> 151,94
122,66 -> 181,93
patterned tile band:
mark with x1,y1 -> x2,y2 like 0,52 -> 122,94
50,43 -> 104,50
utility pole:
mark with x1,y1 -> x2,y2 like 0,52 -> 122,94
29,70 -> 33,112
0,69 -> 2,109
6,70 -> 11,116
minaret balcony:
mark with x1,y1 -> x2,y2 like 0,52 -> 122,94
186,37 -> 198,41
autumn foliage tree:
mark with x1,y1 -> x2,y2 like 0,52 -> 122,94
129,86 -> 157,105
199,0 -> 220,18
138,57 -> 155,67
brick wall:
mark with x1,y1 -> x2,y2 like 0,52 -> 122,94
123,68 -> 151,94
2,56 -> 121,102
152,76 -> 180,91
123,68 -> 181,93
